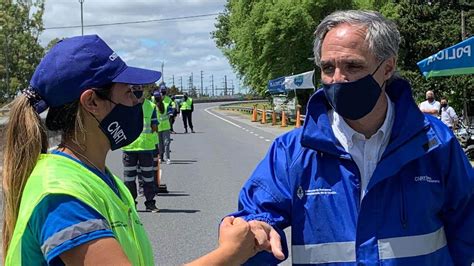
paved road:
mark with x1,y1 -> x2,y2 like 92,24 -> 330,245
105,102 -> 293,265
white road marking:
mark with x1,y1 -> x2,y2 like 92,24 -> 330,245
205,106 -> 274,143
204,107 -> 242,129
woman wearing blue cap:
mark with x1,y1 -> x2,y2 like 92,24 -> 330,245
2,35 -> 256,265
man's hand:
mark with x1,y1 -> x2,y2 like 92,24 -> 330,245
248,220 -> 285,260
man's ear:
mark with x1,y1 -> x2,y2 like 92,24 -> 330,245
384,56 -> 397,79
80,89 -> 100,114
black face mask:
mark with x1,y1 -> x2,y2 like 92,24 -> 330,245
92,96 -> 144,150
441,103 -> 448,108
322,61 -> 385,120
427,97 -> 434,102
133,90 -> 143,99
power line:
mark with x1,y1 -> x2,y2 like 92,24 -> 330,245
44,13 -> 220,30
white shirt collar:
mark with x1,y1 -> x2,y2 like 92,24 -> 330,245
330,92 -> 395,150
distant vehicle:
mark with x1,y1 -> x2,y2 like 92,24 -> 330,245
174,94 -> 185,105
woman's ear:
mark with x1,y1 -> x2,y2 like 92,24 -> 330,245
79,89 -> 100,115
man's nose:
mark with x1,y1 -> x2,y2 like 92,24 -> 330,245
332,68 -> 347,83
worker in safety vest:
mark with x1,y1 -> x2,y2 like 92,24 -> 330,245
3,34 -> 257,266
160,86 -> 177,134
179,92 -> 195,133
122,85 -> 160,212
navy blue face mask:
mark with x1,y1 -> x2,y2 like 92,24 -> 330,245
92,95 -> 143,150
322,61 -> 386,120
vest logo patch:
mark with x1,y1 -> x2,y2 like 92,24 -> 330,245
414,175 -> 440,184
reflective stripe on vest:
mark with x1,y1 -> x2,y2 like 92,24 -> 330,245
122,99 -> 156,151
5,154 -> 154,266
291,226 -> 447,264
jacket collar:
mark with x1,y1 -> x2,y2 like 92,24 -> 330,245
301,78 -> 429,157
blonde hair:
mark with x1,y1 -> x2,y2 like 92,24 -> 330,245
1,95 -> 88,261
2,95 -> 49,260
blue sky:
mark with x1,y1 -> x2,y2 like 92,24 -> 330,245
40,0 -> 242,95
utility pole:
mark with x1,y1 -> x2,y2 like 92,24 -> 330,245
200,70 -> 204,96
161,62 -> 164,83
211,75 -> 214,97
179,76 -> 183,92
224,75 -> 228,96
191,72 -> 194,93
79,0 -> 85,36
172,75 -> 175,86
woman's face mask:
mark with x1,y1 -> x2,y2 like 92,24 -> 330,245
92,87 -> 143,150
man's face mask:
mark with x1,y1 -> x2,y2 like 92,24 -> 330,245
322,61 -> 386,120
427,96 -> 434,102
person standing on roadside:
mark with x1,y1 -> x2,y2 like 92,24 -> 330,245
2,34 -> 258,266
180,92 -> 195,133
439,97 -> 458,129
419,90 -> 441,117
154,91 -> 173,164
121,86 -> 160,212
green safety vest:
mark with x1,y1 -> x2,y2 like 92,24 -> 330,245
180,98 -> 193,111
5,154 -> 154,266
162,95 -> 172,107
122,99 -> 157,151
157,101 -> 171,132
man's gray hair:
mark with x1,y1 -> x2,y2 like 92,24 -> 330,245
313,10 -> 400,66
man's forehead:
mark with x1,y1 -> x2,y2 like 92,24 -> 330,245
320,23 -> 372,61
320,57 -> 366,64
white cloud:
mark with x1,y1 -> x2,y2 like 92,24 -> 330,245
40,0 -> 242,93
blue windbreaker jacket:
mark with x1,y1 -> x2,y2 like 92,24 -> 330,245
231,78 -> 474,265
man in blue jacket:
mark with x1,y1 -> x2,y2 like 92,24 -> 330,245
230,10 -> 474,265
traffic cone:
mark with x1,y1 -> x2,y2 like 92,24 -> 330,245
295,105 -> 302,128
272,110 -> 277,125
251,106 -> 258,122
281,110 -> 287,127
261,109 -> 267,124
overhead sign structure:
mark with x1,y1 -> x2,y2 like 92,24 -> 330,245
417,36 -> 474,78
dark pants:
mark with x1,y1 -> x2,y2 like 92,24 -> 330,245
169,115 -> 176,132
182,110 -> 193,131
123,151 -> 156,206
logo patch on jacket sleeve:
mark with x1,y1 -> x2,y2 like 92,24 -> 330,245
414,175 -> 440,184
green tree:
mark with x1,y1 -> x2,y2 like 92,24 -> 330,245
0,0 -> 45,103
380,0 -> 474,113
213,0 -> 353,95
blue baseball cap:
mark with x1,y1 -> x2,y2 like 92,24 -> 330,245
29,34 -> 161,111
153,90 -> 162,98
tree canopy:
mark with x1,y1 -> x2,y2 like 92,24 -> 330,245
213,0 -> 474,111
0,0 -> 45,103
